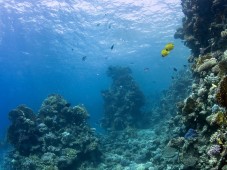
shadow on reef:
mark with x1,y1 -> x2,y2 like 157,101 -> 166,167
5,94 -> 101,170
100,66 -> 146,131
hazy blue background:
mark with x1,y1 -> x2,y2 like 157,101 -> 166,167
0,0 -> 190,137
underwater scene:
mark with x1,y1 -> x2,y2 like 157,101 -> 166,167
0,0 -> 227,169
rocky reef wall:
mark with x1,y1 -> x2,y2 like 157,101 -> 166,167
157,0 -> 227,169
175,0 -> 227,56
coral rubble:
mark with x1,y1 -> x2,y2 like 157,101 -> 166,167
6,94 -> 101,170
101,66 -> 145,131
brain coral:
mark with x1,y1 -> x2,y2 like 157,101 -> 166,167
216,76 -> 227,108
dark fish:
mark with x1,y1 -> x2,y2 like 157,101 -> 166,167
171,76 -> 174,79
173,67 -> 177,71
111,44 -> 114,50
71,48 -> 74,51
82,56 -> 87,61
144,67 -> 149,71
65,103 -> 71,107
183,65 -> 187,67
109,24 -> 112,29
96,23 -> 100,26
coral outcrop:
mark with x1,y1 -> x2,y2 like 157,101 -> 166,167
6,94 -> 101,170
101,66 -> 145,131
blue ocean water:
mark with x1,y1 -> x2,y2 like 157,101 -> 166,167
0,0 -> 189,144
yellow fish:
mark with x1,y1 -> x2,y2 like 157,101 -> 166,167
217,138 -> 223,145
165,43 -> 174,51
161,49 -> 170,57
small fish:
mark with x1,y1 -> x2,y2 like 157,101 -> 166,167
82,56 -> 87,61
165,42 -> 174,51
111,44 -> 114,50
161,49 -> 170,57
144,67 -> 150,71
183,64 -> 187,67
96,23 -> 100,27
161,42 -> 174,57
173,67 -> 178,72
71,48 -> 74,51
171,76 -> 174,79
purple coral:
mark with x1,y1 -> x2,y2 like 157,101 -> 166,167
207,145 -> 221,156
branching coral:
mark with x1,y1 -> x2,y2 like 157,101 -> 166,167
216,76 -> 227,108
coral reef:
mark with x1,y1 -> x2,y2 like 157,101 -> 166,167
184,128 -> 197,139
99,129 -> 156,169
101,66 -> 145,131
91,68 -> 193,170
153,69 -> 192,124
6,94 -> 101,170
174,0 -> 227,56
206,111 -> 227,126
195,57 -> 217,72
156,0 -> 227,169
216,76 -> 227,108
207,144 -> 221,156
218,59 -> 227,76
3,1 -> 227,170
